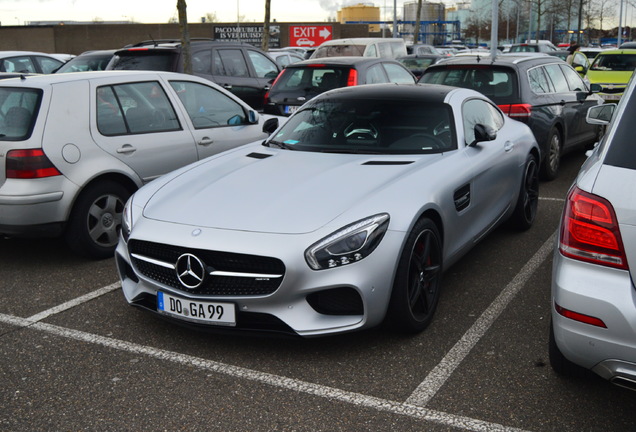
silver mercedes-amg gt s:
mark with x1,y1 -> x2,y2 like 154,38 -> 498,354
116,84 -> 540,337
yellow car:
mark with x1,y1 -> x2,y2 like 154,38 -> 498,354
585,49 -> 636,102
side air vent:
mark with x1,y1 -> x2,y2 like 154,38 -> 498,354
246,152 -> 273,159
362,161 -> 414,166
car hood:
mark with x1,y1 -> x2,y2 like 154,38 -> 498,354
142,146 -> 435,234
586,69 -> 634,84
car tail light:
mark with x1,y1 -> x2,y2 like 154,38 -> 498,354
555,303 -> 607,328
264,70 -> 285,106
6,149 -> 62,179
347,69 -> 358,86
559,186 -> 628,270
498,103 -> 532,121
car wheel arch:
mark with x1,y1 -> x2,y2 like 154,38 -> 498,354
65,172 -> 138,220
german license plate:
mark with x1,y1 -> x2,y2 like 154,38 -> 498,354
284,105 -> 299,115
157,291 -> 236,326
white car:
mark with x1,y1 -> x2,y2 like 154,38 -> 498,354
0,71 -> 273,258
116,84 -> 540,337
0,50 -> 66,74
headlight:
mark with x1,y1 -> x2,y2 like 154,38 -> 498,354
121,198 -> 133,243
305,213 -> 390,270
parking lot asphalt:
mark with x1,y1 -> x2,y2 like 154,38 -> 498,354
1,151 -> 635,431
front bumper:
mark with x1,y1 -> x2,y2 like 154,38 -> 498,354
551,251 -> 636,382
116,219 -> 404,337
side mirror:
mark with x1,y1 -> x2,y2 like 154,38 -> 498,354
248,110 -> 258,124
586,103 -> 616,125
576,91 -> 588,102
589,83 -> 602,93
470,123 -> 497,147
262,117 -> 279,135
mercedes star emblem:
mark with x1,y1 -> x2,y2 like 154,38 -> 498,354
175,253 -> 206,289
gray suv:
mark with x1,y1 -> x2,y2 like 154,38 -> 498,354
107,39 -> 280,110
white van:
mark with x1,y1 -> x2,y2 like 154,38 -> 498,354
311,38 -> 407,59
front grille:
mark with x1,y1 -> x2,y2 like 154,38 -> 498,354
600,85 -> 626,94
129,240 -> 285,296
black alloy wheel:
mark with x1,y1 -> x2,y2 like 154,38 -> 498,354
387,218 -> 443,333
541,128 -> 561,180
511,153 -> 539,231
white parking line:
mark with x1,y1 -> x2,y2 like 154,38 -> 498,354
26,282 -> 121,322
406,232 -> 556,407
0,312 -> 530,432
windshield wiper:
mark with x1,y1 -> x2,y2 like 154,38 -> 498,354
265,140 -> 296,150
319,148 -> 382,154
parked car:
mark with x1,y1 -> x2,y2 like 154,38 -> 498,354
396,54 -> 445,79
106,39 -> 280,110
585,48 -> 636,103
548,50 -> 590,76
0,71 -> 274,258
310,38 -> 407,59
580,46 -> 608,60
116,83 -> 540,337
619,41 -> 636,49
549,74 -> 636,390
267,50 -> 305,68
0,51 -> 65,74
407,43 -> 442,56
508,41 -> 557,53
420,54 -> 603,179
55,49 -> 116,73
263,57 -> 416,116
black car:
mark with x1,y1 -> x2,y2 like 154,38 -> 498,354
106,39 -> 280,110
55,49 -> 116,73
397,54 -> 445,79
263,56 -> 416,116
420,54 -> 603,179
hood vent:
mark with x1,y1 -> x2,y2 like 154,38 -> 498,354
246,152 -> 273,159
362,160 -> 414,166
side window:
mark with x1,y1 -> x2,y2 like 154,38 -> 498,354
560,64 -> 587,91
543,64 -> 570,93
527,66 -> 552,94
170,80 -> 247,129
214,49 -> 249,77
247,50 -> 278,79
377,43 -> 392,58
192,50 -> 212,74
97,81 -> 181,136
1,56 -> 36,73
462,99 -> 503,145
365,44 -> 378,57
366,64 -> 388,84
35,56 -> 63,74
383,63 -> 416,83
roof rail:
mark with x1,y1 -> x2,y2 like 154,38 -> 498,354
125,38 -> 216,48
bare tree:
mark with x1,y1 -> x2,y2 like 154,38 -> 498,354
262,0 -> 271,51
177,0 -> 192,74
413,0 -> 423,44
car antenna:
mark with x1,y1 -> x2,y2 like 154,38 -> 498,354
149,34 -> 157,47
20,74 -> 27,80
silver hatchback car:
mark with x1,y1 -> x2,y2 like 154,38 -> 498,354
0,71 -> 271,258
550,74 -> 636,390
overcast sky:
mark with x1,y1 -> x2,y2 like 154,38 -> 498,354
0,0 -> 414,26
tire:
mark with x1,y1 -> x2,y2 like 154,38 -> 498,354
387,218 -> 443,333
549,319 -> 587,377
65,180 -> 131,259
540,128 -> 561,181
510,153 -> 539,231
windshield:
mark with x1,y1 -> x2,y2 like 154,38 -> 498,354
313,45 -> 367,58
57,54 -> 113,72
590,54 -> 636,72
0,87 -> 42,141
265,96 -> 455,154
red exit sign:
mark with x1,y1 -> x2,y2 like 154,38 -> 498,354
289,25 -> 332,47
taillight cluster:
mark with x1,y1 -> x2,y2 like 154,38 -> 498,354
6,149 -> 61,179
559,186 -> 628,270
347,69 -> 358,86
498,103 -> 532,122
264,70 -> 284,106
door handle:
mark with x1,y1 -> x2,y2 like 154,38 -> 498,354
504,141 -> 514,152
198,137 -> 214,146
116,144 -> 136,154
223,84 -> 232,90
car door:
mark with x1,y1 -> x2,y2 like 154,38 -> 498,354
559,63 -> 600,145
245,49 -> 280,109
460,98 -> 520,241
90,79 -> 198,183
166,79 -> 267,159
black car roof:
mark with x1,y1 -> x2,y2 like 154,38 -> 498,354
318,83 -> 453,103
429,53 -> 564,69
